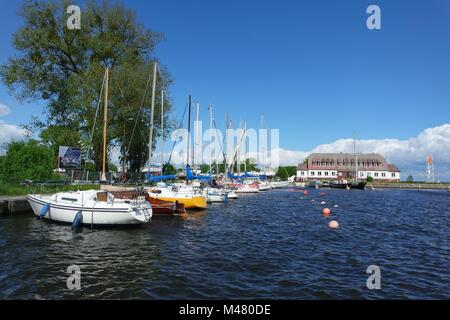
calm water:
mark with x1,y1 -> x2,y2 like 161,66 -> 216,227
0,188 -> 449,299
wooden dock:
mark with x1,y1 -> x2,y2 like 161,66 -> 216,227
0,196 -> 31,215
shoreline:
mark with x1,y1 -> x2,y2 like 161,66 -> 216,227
2,182 -> 449,215
371,182 -> 450,190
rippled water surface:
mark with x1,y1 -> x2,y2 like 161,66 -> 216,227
0,188 -> 449,299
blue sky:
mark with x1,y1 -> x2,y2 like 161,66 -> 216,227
1,0 -> 450,177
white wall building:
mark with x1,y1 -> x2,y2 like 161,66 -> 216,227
297,153 -> 401,182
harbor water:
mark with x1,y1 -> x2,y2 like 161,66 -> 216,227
0,188 -> 449,299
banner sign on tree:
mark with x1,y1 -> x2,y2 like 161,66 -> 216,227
58,146 -> 81,169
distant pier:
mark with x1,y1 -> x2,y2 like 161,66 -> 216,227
371,182 -> 450,190
0,196 -> 31,215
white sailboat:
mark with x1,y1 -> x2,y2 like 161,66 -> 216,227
27,68 -> 152,226
269,181 -> 290,189
27,190 -> 152,225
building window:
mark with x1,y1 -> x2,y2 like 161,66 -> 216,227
391,173 -> 396,178
375,172 -> 379,177
310,171 -> 315,176
325,171 -> 329,176
332,172 -> 336,176
360,172 -> 364,177
382,172 -> 386,177
318,171 -> 322,176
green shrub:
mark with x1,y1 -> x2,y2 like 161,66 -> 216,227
0,140 -> 54,183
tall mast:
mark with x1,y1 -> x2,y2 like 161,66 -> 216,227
261,113 -> 265,175
148,61 -> 158,174
243,121 -> 247,173
186,94 -> 192,169
354,131 -> 358,182
208,105 -> 213,174
193,101 -> 200,170
160,89 -> 164,174
224,112 -> 229,180
237,119 -> 241,176
101,67 -> 109,182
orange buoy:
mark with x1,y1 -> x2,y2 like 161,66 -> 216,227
303,190 -> 309,195
328,220 -> 339,229
322,208 -> 331,216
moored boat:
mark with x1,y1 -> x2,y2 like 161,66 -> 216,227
329,181 -> 351,189
235,182 -> 260,193
147,185 -> 207,209
270,181 -> 290,189
110,190 -> 187,217
258,181 -> 271,191
27,190 -> 152,226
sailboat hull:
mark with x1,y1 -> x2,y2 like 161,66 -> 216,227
150,195 -> 207,209
27,194 -> 151,225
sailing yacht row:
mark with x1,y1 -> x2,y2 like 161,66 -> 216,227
26,66 -> 290,227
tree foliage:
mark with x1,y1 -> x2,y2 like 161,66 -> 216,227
162,163 -> 177,175
406,175 -> 414,182
0,140 -> 54,182
1,0 -> 174,172
275,166 -> 297,180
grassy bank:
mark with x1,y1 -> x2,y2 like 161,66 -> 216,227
0,183 -> 101,196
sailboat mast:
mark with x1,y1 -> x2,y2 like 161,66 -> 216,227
209,105 -> 213,174
193,101 -> 200,170
244,121 -> 247,173
224,112 -> 229,181
186,94 -> 192,169
261,113 -> 265,175
354,132 -> 358,182
160,89 -> 164,174
148,61 -> 158,174
237,120 -> 241,176
101,68 -> 109,182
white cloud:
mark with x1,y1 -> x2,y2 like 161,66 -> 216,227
0,103 -> 27,155
276,124 -> 450,181
0,121 -> 28,154
0,103 -> 11,117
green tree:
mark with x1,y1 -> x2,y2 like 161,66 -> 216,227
275,166 -> 297,180
162,163 -> 176,175
406,175 -> 414,182
0,140 -> 54,182
1,0 -> 173,173
39,125 -> 81,158
367,176 -> 374,183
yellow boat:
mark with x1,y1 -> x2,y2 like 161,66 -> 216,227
151,195 -> 207,210
157,196 -> 208,209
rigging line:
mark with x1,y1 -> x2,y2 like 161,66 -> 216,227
167,100 -> 189,166
212,118 -> 227,166
229,125 -> 247,172
124,66 -> 154,164
82,71 -> 106,175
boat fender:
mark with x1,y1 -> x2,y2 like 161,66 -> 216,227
39,203 -> 50,219
72,211 -> 83,230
